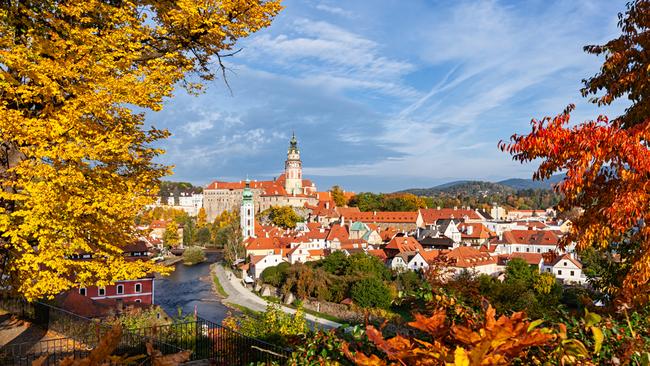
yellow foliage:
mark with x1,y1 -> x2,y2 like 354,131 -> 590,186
0,0 -> 281,300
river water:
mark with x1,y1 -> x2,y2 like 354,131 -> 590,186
154,252 -> 230,324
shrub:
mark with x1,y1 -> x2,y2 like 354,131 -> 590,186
261,266 -> 282,287
351,277 -> 392,309
183,246 -> 206,265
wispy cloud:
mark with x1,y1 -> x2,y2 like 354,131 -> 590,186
315,3 -> 354,18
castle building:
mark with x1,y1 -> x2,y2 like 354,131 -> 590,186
203,134 -> 318,222
240,179 -> 255,238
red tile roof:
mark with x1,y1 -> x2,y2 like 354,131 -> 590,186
367,249 -> 387,260
498,253 -> 544,266
419,208 -> 481,224
458,223 -> 495,239
343,211 -> 419,223
443,246 -> 496,268
326,224 -> 349,241
492,230 -> 560,246
385,237 -> 424,253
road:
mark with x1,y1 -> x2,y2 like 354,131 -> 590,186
212,264 -> 341,329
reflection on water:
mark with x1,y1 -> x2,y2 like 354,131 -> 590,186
154,252 -> 230,324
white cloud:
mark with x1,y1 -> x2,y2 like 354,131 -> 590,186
245,18 -> 417,99
315,3 -> 354,18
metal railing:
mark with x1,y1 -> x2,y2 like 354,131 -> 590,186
0,296 -> 291,365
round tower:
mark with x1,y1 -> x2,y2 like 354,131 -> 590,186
284,132 -> 303,195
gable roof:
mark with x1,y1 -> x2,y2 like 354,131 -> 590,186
443,246 -> 496,268
343,211 -> 420,224
492,230 -> 560,246
385,236 -> 424,253
419,208 -> 482,225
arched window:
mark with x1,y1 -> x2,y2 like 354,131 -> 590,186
116,284 -> 124,295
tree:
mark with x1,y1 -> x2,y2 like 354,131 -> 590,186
211,209 -> 239,243
183,246 -> 206,266
195,227 -> 211,246
346,252 -> 390,280
162,222 -> 180,249
500,1 -> 650,305
197,207 -> 208,228
317,250 -> 348,275
330,185 -> 348,207
265,206 -> 303,229
0,0 -> 282,300
350,277 -> 392,309
504,258 -> 536,286
220,223 -> 245,265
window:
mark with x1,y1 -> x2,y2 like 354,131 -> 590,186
117,284 -> 124,295
564,261 -> 568,266
135,299 -> 141,303
98,287 -> 105,296
526,248 -> 530,252
570,271 -> 575,276
537,248 -> 541,253
135,283 -> 142,293
79,288 -> 86,296
558,270 -> 562,275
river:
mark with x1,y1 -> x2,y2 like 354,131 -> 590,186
154,251 -> 230,324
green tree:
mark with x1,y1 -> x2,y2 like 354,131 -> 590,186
348,192 -> 383,212
195,227 -> 211,246
183,246 -> 206,265
330,185 -> 348,207
317,251 -> 349,275
162,222 -> 180,249
504,258 -> 536,285
346,253 -> 390,280
350,277 -> 392,309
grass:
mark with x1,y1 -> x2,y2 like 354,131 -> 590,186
258,293 -> 346,324
224,302 -> 261,318
212,274 -> 228,297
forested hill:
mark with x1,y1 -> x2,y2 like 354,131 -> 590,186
401,181 -> 515,197
391,176 -> 563,210
159,181 -> 203,198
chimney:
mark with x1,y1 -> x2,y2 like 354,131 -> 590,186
466,225 -> 473,235
453,206 -> 457,210
437,206 -> 441,210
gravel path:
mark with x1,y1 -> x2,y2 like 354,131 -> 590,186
212,264 -> 341,329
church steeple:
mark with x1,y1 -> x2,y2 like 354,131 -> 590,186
240,178 -> 255,239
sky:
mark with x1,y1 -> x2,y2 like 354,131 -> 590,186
149,0 -> 630,193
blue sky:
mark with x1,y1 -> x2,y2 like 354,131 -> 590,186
150,0 -> 630,193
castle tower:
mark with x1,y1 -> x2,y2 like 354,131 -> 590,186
284,132 -> 303,195
240,179 -> 255,239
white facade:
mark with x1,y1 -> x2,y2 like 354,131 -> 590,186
240,180 -> 255,239
542,256 -> 586,284
250,254 -> 286,279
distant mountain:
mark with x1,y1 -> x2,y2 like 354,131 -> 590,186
497,174 -> 566,190
399,180 -> 514,197
397,174 -> 565,196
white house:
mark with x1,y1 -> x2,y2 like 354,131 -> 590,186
542,254 -> 586,284
248,253 -> 286,279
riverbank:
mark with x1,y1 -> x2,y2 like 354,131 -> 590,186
212,264 -> 341,329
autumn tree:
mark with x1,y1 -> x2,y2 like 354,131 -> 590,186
162,222 -> 180,249
0,0 -> 281,300
197,207 -> 208,228
211,209 -> 239,243
264,206 -> 303,229
501,0 -> 650,306
330,185 -> 348,207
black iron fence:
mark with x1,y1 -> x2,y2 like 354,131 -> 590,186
0,297 -> 291,365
